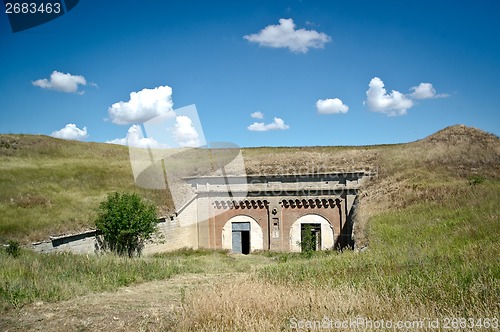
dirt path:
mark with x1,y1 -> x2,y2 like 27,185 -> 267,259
0,272 -> 246,331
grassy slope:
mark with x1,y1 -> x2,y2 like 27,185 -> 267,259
0,134 -> 382,243
2,125 -> 497,243
0,135 -> 172,242
171,126 -> 500,329
0,125 -> 499,328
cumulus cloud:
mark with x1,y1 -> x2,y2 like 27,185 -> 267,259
316,98 -> 348,114
244,18 -> 331,53
173,115 -> 202,147
106,125 -> 166,149
365,77 -> 414,116
410,83 -> 449,99
51,124 -> 88,141
365,78 -> 450,116
32,71 -> 90,94
250,111 -> 264,119
108,85 -> 175,125
247,117 -> 290,131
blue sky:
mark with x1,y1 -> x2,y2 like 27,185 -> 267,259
0,0 -> 499,148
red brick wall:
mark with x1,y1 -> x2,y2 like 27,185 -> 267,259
209,201 -> 269,249
205,197 -> 343,251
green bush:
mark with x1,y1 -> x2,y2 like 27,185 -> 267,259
5,240 -> 20,258
95,192 -> 158,257
299,224 -> 316,258
468,174 -> 485,185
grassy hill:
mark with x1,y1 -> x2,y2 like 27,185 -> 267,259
0,125 -> 498,244
0,135 -> 169,242
0,125 -> 499,328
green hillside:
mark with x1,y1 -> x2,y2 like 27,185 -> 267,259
0,135 -> 171,243
0,125 -> 498,245
0,125 -> 499,327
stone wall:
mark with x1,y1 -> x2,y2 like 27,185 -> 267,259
32,209 -> 199,255
142,201 -> 199,254
31,172 -> 373,255
187,172 -> 371,253
32,230 -> 97,254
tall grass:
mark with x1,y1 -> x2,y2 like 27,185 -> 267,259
0,248 -> 269,312
0,135 -> 172,242
0,128 -> 499,330
261,179 -> 499,303
171,179 -> 499,330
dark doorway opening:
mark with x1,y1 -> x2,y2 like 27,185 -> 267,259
241,230 -> 250,254
301,223 -> 321,252
232,222 -> 251,254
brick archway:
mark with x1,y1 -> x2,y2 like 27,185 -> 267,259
221,215 -> 264,253
289,214 -> 334,252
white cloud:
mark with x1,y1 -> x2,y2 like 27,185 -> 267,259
32,71 -> 89,94
250,111 -> 264,119
173,115 -> 201,147
365,77 -> 414,116
106,125 -> 166,149
247,117 -> 290,131
243,18 -> 331,53
410,83 -> 449,99
108,85 -> 175,125
365,78 -> 450,116
316,98 -> 349,114
51,124 -> 88,141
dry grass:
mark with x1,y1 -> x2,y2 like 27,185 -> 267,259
170,175 -> 499,330
1,125 -> 498,243
0,135 -> 173,243
242,145 -> 380,175
0,273 -> 245,332
0,125 -> 499,330
172,275 -> 497,331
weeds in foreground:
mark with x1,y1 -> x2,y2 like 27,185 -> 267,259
0,248 -> 265,312
5,240 -> 20,258
0,128 -> 498,330
172,276 -> 499,332
171,180 -> 499,330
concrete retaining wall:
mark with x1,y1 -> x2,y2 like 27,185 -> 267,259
32,201 -> 200,255
32,230 -> 98,254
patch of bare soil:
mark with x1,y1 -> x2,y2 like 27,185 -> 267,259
0,272 -> 245,332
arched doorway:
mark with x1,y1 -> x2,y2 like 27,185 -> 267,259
289,214 -> 334,252
222,215 -> 263,254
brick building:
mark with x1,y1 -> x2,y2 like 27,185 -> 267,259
33,172 -> 373,254
149,172 -> 372,254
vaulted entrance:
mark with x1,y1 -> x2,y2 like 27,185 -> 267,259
301,223 -> 321,252
221,215 -> 264,253
232,222 -> 250,254
289,214 -> 335,252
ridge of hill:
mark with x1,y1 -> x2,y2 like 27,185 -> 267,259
419,124 -> 499,145
409,125 -> 500,175
0,125 -> 499,243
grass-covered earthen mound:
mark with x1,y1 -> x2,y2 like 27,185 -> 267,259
1,124 -> 497,244
0,125 -> 499,330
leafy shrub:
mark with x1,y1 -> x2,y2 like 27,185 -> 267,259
95,192 -> 158,257
468,175 -> 485,186
5,240 -> 21,257
299,224 -> 316,258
